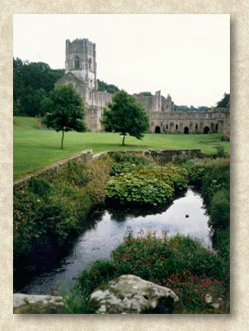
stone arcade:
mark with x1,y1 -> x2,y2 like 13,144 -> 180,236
56,38 -> 230,135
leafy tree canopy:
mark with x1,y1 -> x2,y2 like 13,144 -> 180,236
174,105 -> 209,112
101,90 -> 149,145
136,92 -> 153,97
97,79 -> 119,94
42,84 -> 86,149
216,93 -> 230,109
13,57 -> 65,117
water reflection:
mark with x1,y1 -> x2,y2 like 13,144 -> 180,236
22,187 -> 211,295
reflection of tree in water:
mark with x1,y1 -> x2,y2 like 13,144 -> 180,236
106,199 -> 173,222
14,206 -> 107,291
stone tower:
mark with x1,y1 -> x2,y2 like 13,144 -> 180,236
65,38 -> 97,90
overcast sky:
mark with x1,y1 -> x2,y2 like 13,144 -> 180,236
13,14 -> 230,107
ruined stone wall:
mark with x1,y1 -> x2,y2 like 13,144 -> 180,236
56,73 -> 87,98
134,91 -> 162,113
58,38 -> 230,135
161,95 -> 174,112
84,87 -> 112,131
85,88 -> 112,109
150,108 -> 230,134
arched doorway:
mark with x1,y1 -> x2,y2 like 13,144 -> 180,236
155,126 -> 161,133
204,126 -> 210,134
184,127 -> 189,134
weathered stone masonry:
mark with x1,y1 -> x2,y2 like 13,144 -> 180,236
56,38 -> 230,136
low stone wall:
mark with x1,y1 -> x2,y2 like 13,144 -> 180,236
144,149 -> 204,163
107,149 -> 205,164
14,149 -> 93,191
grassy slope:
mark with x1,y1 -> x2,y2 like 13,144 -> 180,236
14,117 -> 230,180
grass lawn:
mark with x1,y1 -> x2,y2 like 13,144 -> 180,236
14,116 -> 230,180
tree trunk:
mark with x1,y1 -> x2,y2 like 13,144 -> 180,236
61,130 -> 65,149
122,134 -> 126,146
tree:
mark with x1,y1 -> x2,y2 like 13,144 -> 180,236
13,58 -> 65,116
42,84 -> 86,149
13,99 -> 19,116
97,79 -> 119,94
137,91 -> 153,96
101,90 -> 149,146
216,93 -> 230,109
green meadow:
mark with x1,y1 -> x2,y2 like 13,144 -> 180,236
14,116 -> 230,180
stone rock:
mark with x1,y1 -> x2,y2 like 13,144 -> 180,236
13,293 -> 64,314
205,293 -> 213,304
89,274 -> 179,314
211,303 -> 220,309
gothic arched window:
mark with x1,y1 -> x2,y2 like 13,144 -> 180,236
74,56 -> 80,69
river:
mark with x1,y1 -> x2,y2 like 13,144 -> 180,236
20,186 -> 211,295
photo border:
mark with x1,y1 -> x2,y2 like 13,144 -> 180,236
1,1 -> 248,330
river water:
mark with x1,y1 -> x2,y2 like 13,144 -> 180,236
21,187 -> 211,295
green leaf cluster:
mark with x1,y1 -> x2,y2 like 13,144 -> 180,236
42,84 -> 86,148
43,84 -> 86,133
101,90 -> 149,145
13,58 -> 65,116
69,234 -> 229,313
106,163 -> 188,206
107,172 -> 174,206
13,157 -> 113,272
183,157 -> 230,259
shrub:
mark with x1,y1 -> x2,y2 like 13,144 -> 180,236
106,172 -> 174,206
67,233 -> 229,314
110,152 -> 151,165
208,189 -> 230,230
136,164 -> 189,193
112,233 -> 227,281
29,177 -> 51,196
81,157 -> 113,184
86,180 -> 106,205
183,157 -> 230,259
183,159 -> 206,187
13,190 -> 38,259
106,163 -> 188,206
13,156 -> 113,272
216,146 -> 225,157
111,162 -> 144,176
210,227 -> 230,261
201,160 -> 230,207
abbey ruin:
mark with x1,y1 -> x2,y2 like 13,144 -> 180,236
56,38 -> 230,135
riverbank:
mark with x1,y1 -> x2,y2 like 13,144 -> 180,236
61,155 -> 230,314
14,152 -> 230,313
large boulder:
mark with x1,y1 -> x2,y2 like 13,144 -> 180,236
13,294 -> 64,314
89,274 -> 179,314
